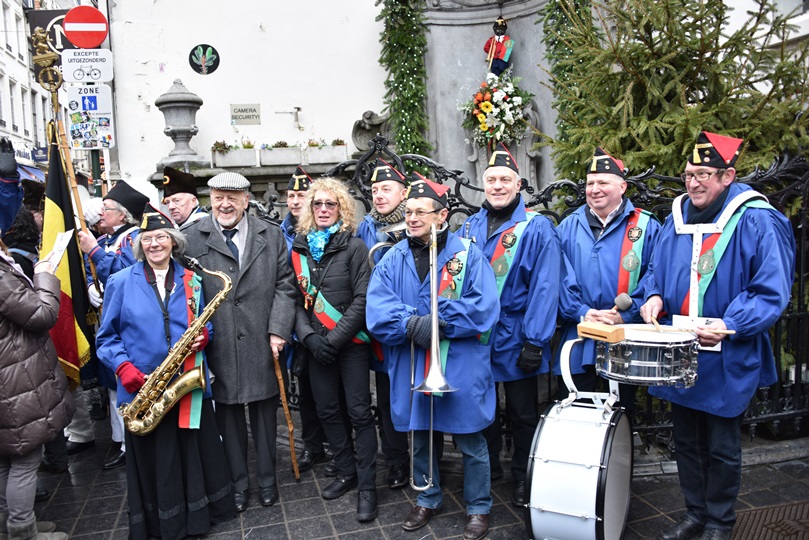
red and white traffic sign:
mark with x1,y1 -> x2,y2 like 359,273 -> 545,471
63,6 -> 108,49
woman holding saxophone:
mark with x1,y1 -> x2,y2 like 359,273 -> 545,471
96,203 -> 235,540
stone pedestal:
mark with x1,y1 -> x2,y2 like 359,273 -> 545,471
154,79 -> 210,171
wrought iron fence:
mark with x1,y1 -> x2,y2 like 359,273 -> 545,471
271,134 -> 808,443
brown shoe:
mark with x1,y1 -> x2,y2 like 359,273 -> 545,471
402,505 -> 441,532
463,513 -> 489,540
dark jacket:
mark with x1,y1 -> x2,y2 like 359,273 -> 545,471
184,214 -> 297,404
292,231 -> 370,351
0,258 -> 74,456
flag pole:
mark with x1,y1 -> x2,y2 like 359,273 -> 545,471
34,27 -> 99,292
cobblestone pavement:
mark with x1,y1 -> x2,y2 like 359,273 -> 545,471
34,418 -> 809,539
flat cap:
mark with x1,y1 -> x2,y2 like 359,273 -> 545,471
208,172 -> 250,191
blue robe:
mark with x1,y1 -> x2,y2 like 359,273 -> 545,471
461,198 -> 562,381
96,259 -> 214,407
0,175 -> 22,235
280,213 -> 296,259
86,225 -> 139,287
643,183 -> 795,417
356,213 -> 405,373
366,233 -> 499,433
556,200 -> 662,375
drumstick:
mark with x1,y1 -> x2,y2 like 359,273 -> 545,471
611,293 -> 633,312
633,325 -> 736,335
650,316 -> 662,332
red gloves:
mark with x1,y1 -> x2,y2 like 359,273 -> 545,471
116,361 -> 146,393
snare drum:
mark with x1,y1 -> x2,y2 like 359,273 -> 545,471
596,324 -> 698,388
525,401 -> 632,540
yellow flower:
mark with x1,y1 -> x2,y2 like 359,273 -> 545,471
480,101 -> 493,113
476,113 -> 486,123
479,123 -> 489,131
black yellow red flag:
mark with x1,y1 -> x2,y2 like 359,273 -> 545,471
40,125 -> 90,385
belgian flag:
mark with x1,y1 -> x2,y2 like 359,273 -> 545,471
40,123 -> 91,386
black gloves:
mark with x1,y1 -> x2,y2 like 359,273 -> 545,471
304,334 -> 338,365
406,315 -> 446,350
0,138 -> 19,180
517,342 -> 543,374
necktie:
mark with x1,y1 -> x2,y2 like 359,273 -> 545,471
222,229 -> 239,264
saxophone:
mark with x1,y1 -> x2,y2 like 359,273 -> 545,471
121,256 -> 232,435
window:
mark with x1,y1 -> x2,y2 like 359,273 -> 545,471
21,87 -> 27,134
9,80 -> 16,132
31,91 -> 37,145
0,76 -> 4,128
2,5 -> 10,53
15,15 -> 23,62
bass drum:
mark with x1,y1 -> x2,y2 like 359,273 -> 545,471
524,401 -> 632,540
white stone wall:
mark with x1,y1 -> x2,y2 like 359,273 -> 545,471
102,1 -> 386,194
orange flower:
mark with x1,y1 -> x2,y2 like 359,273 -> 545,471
484,92 -> 491,101
480,82 -> 488,88
473,108 -> 480,116
475,92 -> 484,103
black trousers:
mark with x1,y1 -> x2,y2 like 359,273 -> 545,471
483,376 -> 539,482
375,370 -> 409,467
297,366 -> 327,453
309,344 -> 377,490
215,398 -> 278,492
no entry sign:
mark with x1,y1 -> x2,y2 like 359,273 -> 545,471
63,6 -> 108,49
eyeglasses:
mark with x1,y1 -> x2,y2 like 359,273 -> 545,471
680,170 -> 725,183
140,234 -> 171,246
101,206 -> 119,213
312,201 -> 338,209
404,209 -> 439,219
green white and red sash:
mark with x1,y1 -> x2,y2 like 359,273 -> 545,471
424,239 -> 471,397
617,208 -> 652,295
178,269 -> 203,429
291,251 -> 371,345
479,212 -> 537,345
679,199 -> 772,316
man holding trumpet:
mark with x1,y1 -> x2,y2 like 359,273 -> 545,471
366,175 -> 499,540
639,132 -> 795,540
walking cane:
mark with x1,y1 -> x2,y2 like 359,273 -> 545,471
272,350 -> 300,481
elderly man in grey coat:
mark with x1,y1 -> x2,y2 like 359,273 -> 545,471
184,172 -> 297,512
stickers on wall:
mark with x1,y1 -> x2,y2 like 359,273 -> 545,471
189,44 -> 220,75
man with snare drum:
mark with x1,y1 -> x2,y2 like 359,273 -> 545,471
556,148 -> 661,415
640,132 -> 795,540
367,176 -> 499,540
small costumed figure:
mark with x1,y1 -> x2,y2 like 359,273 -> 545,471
483,16 -> 513,76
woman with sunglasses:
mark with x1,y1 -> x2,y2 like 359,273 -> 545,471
291,178 -> 378,522
96,203 -> 235,540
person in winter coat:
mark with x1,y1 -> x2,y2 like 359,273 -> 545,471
0,238 -> 74,540
291,177 -> 378,522
96,204 -> 236,540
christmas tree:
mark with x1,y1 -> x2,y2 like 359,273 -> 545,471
539,0 -> 809,180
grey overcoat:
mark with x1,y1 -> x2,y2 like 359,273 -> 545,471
184,214 -> 297,404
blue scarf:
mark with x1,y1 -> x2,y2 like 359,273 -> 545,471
307,221 -> 342,262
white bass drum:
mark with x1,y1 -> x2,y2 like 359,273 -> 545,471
525,401 -> 632,540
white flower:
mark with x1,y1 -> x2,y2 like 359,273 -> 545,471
512,96 -> 523,106
493,90 -> 507,103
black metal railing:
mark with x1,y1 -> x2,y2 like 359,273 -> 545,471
265,135 -> 808,444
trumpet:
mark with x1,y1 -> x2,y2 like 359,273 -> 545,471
409,223 -> 457,491
367,221 -> 407,268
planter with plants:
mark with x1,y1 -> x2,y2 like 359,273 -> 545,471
211,138 -> 257,167
259,141 -> 302,166
304,138 -> 348,165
